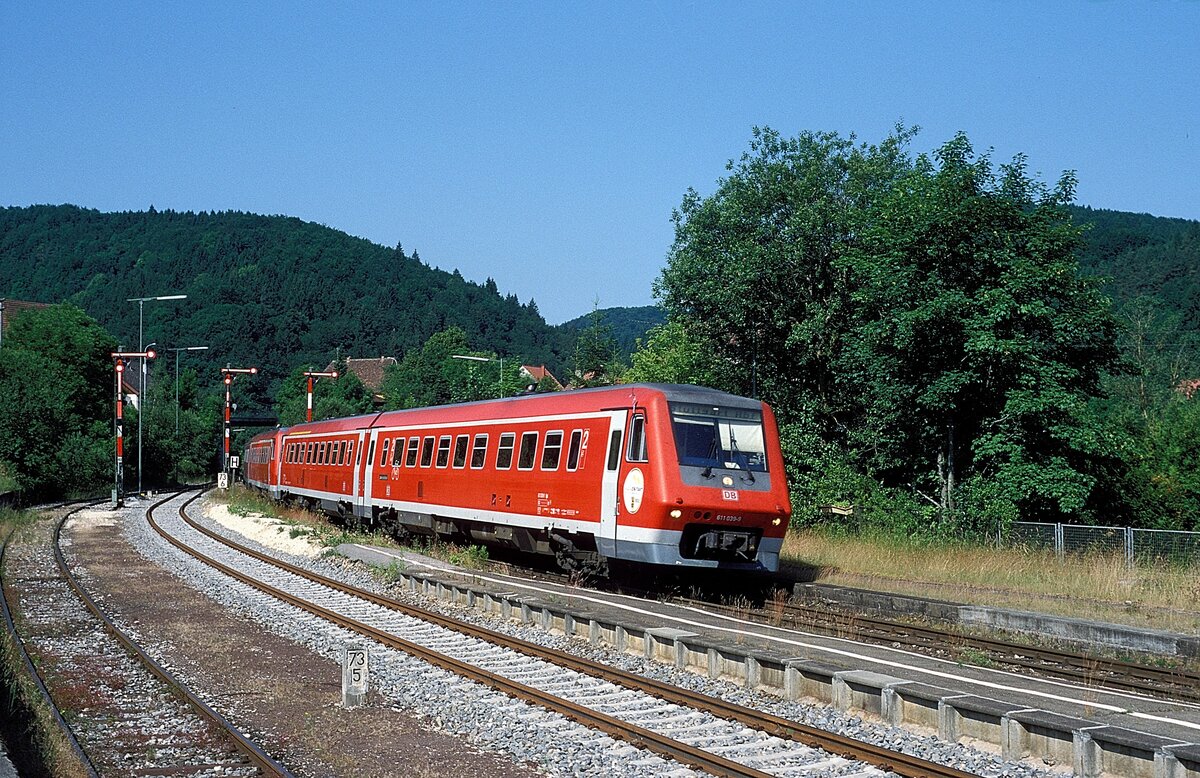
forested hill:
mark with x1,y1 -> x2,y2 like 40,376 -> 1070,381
0,204 -> 567,401
558,305 -> 666,358
1069,205 -> 1200,326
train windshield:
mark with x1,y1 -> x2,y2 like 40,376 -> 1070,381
670,403 -> 768,473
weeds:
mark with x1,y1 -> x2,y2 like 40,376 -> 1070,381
957,647 -> 997,668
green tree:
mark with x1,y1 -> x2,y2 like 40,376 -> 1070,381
656,126 -> 1122,532
0,305 -> 117,496
571,305 -> 623,387
625,319 -> 725,387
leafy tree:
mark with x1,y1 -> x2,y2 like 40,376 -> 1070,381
625,318 -> 725,387
655,126 -> 1122,532
0,305 -> 117,496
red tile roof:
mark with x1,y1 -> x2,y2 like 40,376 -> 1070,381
0,299 -> 50,336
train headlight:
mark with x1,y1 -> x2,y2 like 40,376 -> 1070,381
669,509 -> 682,519
772,517 -> 782,526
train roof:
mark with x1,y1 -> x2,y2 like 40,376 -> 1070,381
271,384 -> 764,438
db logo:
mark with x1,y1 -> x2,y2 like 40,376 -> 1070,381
721,489 -> 739,501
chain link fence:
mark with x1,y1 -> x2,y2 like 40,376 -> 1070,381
999,522 -> 1200,567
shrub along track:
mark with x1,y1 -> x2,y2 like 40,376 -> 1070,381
167,491 -> 977,778
2,495 -> 291,778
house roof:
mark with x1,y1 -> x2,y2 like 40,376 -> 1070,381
520,364 -> 563,390
324,356 -> 397,393
0,299 -> 51,336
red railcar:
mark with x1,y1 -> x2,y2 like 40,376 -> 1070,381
244,384 -> 791,572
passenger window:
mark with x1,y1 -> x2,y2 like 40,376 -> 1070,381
541,431 -> 563,470
496,433 -> 516,469
406,437 -> 420,467
307,442 -> 315,464
436,436 -> 452,468
627,416 -> 648,462
470,434 -> 488,469
517,432 -> 538,470
420,436 -> 435,467
349,440 -> 356,466
380,439 -> 391,467
452,435 -> 469,468
392,437 -> 405,466
334,441 -> 343,466
606,430 -> 622,471
567,430 -> 583,471
366,440 -> 375,468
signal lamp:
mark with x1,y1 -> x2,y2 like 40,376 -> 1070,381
669,509 -> 682,519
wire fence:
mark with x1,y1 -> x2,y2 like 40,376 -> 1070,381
999,522 -> 1200,568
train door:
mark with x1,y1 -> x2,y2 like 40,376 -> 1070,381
355,429 -> 373,515
598,410 -> 627,558
614,409 -> 649,558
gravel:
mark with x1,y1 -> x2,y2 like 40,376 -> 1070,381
124,493 -> 1057,778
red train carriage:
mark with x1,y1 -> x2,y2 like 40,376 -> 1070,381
244,384 -> 791,572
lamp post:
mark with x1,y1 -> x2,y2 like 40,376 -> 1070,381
220,366 -> 258,483
451,354 -> 504,398
302,370 -> 339,422
170,346 -> 209,434
128,294 -> 186,494
111,349 -> 156,507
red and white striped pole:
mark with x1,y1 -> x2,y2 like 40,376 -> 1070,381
303,370 -> 339,423
219,366 -> 258,486
112,349 -> 156,507
115,359 -> 125,506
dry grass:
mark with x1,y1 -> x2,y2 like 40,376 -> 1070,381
781,529 -> 1200,633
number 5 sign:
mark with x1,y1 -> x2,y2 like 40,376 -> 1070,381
342,644 -> 368,707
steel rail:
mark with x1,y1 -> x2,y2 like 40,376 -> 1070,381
0,501 -> 102,778
690,597 -> 1200,703
156,493 -> 774,778
54,492 -> 293,778
173,492 -> 976,778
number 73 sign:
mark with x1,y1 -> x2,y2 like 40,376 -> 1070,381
342,645 -> 368,707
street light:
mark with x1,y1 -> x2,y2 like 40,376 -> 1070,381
111,349 -> 156,507
128,293 -> 186,494
451,354 -> 504,397
169,346 -> 209,434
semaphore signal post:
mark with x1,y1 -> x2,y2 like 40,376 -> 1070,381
112,349 -> 156,508
220,366 -> 258,487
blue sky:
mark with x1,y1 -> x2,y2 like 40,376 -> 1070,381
2,2 -> 1197,324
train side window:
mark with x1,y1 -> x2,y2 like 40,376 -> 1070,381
392,437 -> 405,466
380,438 -> 391,467
323,442 -> 330,465
452,435 -> 469,468
517,432 -> 538,470
333,441 -> 341,466
339,441 -> 347,466
406,437 -> 420,467
436,435 -> 452,468
541,431 -> 563,471
420,436 -> 435,467
496,433 -> 515,469
566,430 -> 583,471
366,439 -> 375,468
627,416 -> 648,462
315,442 -> 324,466
470,434 -> 488,469
349,440 -> 356,466
307,442 -> 315,464
606,430 -> 622,471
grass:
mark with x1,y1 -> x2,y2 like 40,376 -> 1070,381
781,529 -> 1200,633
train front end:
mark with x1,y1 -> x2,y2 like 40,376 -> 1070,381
621,386 -> 791,572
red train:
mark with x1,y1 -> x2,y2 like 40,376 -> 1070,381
244,384 -> 791,572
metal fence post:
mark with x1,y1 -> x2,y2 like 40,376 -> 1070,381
1125,527 -> 1134,569
1055,523 -> 1064,561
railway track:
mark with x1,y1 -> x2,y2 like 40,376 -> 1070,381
481,553 -> 1200,705
162,490 -> 981,778
1,497 -> 292,778
680,596 -> 1200,704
